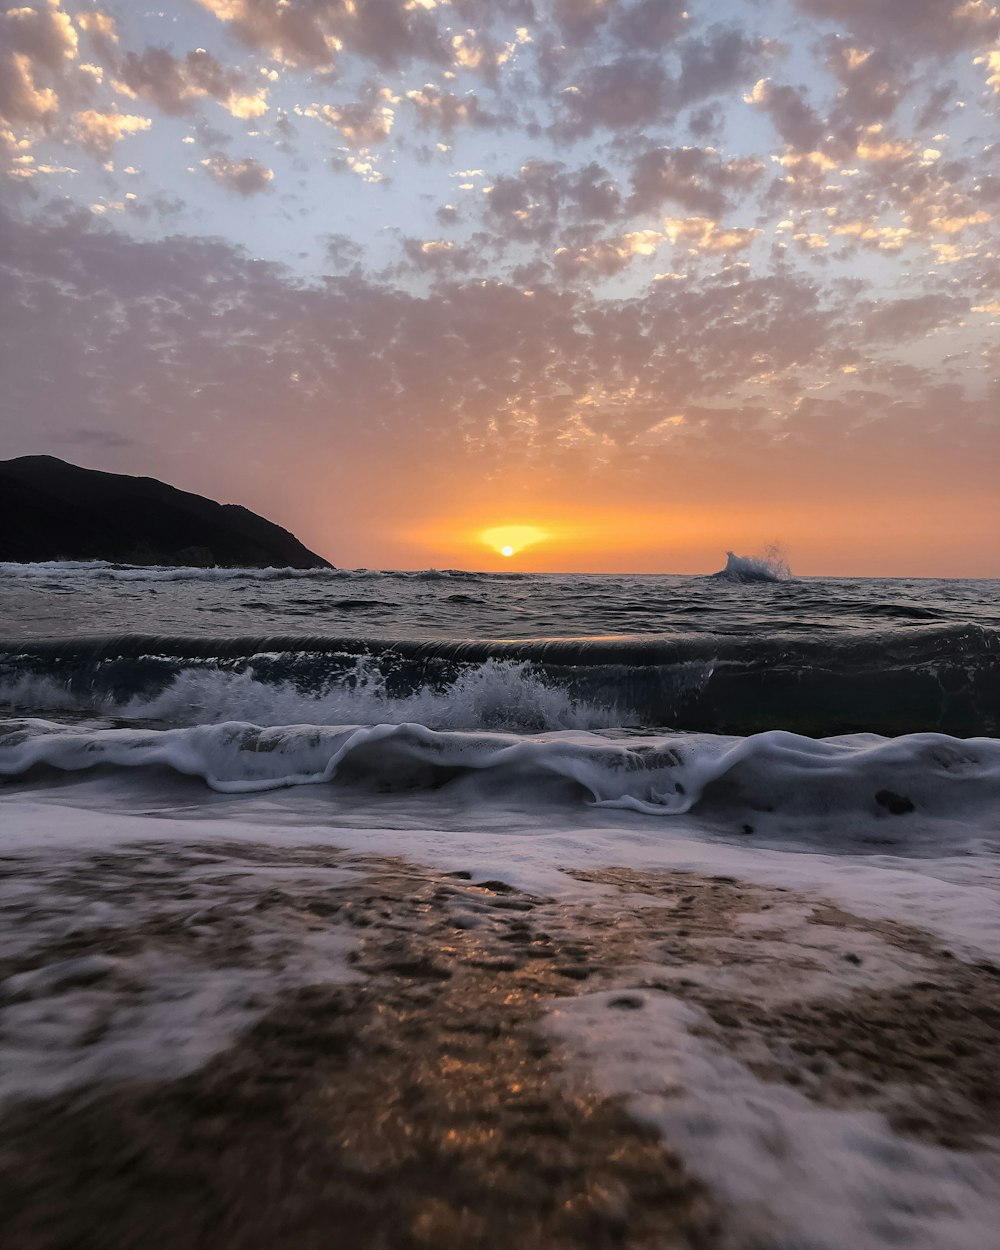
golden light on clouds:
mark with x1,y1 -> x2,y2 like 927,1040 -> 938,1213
4,0 -> 996,578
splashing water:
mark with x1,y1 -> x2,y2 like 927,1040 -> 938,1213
0,658 -> 626,734
712,545 -> 792,583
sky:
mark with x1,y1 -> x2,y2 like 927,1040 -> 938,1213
1,0 -> 998,575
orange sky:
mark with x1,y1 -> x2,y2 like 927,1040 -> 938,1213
3,1 -> 999,577
238,447 -> 999,576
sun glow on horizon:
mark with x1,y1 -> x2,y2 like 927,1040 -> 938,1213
480,524 -> 551,558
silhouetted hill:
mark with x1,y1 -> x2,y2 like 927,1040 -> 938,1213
0,457 -> 332,569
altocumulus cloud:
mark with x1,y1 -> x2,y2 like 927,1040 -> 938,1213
200,151 -> 273,194
0,0 -> 996,569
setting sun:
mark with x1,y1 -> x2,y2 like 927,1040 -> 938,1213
480,525 -> 551,559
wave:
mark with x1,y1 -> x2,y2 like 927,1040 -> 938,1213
2,719 -> 997,829
0,661 -> 623,734
1,625 -> 996,737
710,547 -> 792,583
0,561 -> 500,584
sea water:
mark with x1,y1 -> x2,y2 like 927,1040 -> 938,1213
2,560 -> 999,1249
2,556 -> 998,873
1,560 -> 998,833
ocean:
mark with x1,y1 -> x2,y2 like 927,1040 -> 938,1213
3,558 -> 998,736
2,556 -> 999,867
2,559 -> 1000,1249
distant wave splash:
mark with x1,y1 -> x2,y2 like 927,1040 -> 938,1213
711,546 -> 792,583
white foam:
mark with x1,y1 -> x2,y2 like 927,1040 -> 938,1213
3,719 -> 997,828
0,559 -> 334,582
0,560 -> 483,583
548,991 -> 1000,1250
0,848 -> 359,1105
0,673 -> 83,713
713,545 -> 792,582
2,793 -> 998,1241
128,661 -> 624,732
0,659 -> 627,732
5,780 -> 1000,961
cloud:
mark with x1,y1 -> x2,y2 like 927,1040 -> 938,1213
449,26 -> 530,82
1,202 -> 996,573
312,88 -> 397,147
482,159 -> 622,244
796,0 -> 1000,57
818,40 -> 909,136
1,7 -> 272,166
1,4 -> 78,73
0,52 -> 59,129
1,0 -> 998,572
200,151 -> 273,194
121,190 -> 186,222
552,228 -> 665,281
663,216 -> 763,253
115,46 -> 269,119
550,0 -> 615,44
76,11 -> 118,47
334,149 -> 386,183
405,84 -> 503,133
323,232 -> 364,272
672,24 -> 777,110
193,0 -> 447,71
553,56 -> 672,138
746,79 -> 826,153
861,293 -> 966,342
610,0 -> 689,49
0,2 -> 80,129
192,0 -> 343,68
400,236 -> 478,275
0,203 -> 842,473
72,109 -> 151,158
569,161 -> 624,221
629,146 -> 764,218
979,46 -> 1000,95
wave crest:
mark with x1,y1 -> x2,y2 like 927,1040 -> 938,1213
0,561 -> 497,584
2,719 -> 997,831
0,659 -> 626,734
712,546 -> 792,583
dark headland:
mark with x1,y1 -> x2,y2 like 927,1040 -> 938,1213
0,456 -> 332,569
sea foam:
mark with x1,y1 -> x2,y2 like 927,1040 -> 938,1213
0,659 -> 626,733
711,546 -> 792,583
2,718 -> 997,832
0,561 -> 490,584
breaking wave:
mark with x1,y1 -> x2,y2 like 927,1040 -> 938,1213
0,660 -> 625,733
2,718 -> 997,829
0,561 -> 500,584
711,546 -> 792,583
1,625 -> 996,737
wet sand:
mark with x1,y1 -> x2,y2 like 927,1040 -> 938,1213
1,843 -> 998,1249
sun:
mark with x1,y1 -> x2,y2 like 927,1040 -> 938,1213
480,525 -> 551,560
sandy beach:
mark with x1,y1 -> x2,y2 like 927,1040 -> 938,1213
2,833 -> 998,1250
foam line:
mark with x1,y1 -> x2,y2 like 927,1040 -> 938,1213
2,720 -> 998,828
